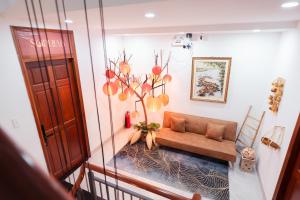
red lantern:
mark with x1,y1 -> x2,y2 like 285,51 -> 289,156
105,69 -> 115,79
142,83 -> 152,93
152,65 -> 162,75
102,82 -> 118,96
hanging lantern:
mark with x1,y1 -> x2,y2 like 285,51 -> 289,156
102,81 -> 118,96
146,96 -> 162,112
142,83 -> 152,93
152,65 -> 162,75
119,61 -> 131,75
114,79 -> 122,88
124,87 -> 134,97
159,94 -> 169,106
118,92 -> 128,101
131,111 -> 139,118
163,74 -> 172,83
130,80 -> 139,90
105,69 -> 115,79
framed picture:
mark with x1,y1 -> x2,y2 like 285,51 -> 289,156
190,57 -> 232,103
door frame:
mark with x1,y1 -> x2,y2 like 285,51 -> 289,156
273,113 -> 300,199
10,26 -> 91,175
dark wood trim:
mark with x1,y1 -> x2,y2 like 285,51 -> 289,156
86,163 -> 201,200
273,113 -> 300,199
10,26 -> 91,175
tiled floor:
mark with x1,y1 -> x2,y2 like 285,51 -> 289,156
89,128 -> 265,200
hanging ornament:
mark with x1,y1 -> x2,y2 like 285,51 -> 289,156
146,96 -> 162,112
163,74 -> 172,83
130,80 -> 139,90
119,61 -> 131,75
152,65 -> 162,75
118,92 -> 128,101
159,94 -> 169,106
105,69 -> 115,79
124,87 -> 134,97
114,79 -> 122,88
142,83 -> 152,93
131,111 -> 139,118
102,81 -> 118,96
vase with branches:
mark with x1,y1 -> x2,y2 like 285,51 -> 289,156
102,50 -> 172,149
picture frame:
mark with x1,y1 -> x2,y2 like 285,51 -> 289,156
190,57 -> 232,103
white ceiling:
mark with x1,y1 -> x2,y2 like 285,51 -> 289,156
1,0 -> 300,33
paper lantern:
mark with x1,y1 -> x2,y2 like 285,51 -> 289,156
163,74 -> 172,83
114,79 -> 122,88
146,96 -> 162,112
105,69 -> 115,79
124,87 -> 134,97
118,92 -> 128,101
119,61 -> 131,75
130,81 -> 139,90
102,82 -> 118,96
152,65 -> 162,75
142,83 -> 152,93
159,94 -> 169,106
131,111 -> 139,118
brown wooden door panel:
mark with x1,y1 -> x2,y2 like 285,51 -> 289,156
47,59 -> 87,173
26,62 -> 67,177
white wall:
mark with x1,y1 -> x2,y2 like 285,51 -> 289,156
122,33 -> 281,127
257,29 -> 300,199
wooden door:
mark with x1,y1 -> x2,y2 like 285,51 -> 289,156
274,114 -> 300,200
26,59 -> 87,178
284,142 -> 300,200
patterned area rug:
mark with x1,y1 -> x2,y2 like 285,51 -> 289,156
108,142 -> 229,200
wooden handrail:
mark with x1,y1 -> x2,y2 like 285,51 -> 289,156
86,163 -> 201,200
70,164 -> 86,196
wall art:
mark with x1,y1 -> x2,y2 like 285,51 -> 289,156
190,57 -> 231,103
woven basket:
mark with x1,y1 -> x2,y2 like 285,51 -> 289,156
240,156 -> 255,172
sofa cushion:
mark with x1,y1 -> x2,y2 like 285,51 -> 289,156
163,111 -> 237,141
205,123 -> 225,142
156,128 -> 236,162
170,116 -> 186,132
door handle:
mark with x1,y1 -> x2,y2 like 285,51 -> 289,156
41,124 -> 48,146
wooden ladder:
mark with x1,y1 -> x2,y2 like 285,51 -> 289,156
235,106 -> 265,152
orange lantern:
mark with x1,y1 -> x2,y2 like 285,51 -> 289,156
142,83 -> 152,93
124,87 -> 134,97
163,74 -> 172,83
105,69 -> 115,79
119,61 -> 131,75
102,82 -> 118,96
159,94 -> 169,106
118,92 -> 128,101
146,96 -> 162,112
152,65 -> 162,75
131,111 -> 139,118
114,79 -> 122,88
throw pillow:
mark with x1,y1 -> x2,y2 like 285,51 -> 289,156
170,117 -> 186,132
205,123 -> 225,142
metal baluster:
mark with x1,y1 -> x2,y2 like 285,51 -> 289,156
99,182 -> 103,199
88,171 -> 97,200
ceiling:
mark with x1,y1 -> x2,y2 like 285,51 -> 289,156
1,0 -> 300,33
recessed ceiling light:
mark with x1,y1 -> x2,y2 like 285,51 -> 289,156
253,29 -> 261,33
144,12 -> 155,18
281,1 -> 299,8
64,19 -> 73,24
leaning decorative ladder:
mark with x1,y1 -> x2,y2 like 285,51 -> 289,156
235,106 -> 265,152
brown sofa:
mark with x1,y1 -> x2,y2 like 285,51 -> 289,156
156,111 -> 237,163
